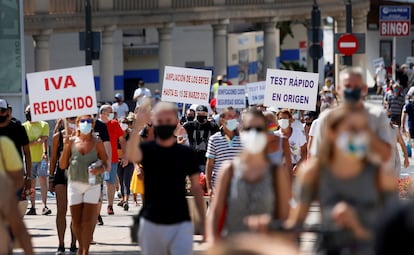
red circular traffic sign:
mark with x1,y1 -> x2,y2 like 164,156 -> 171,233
337,33 -> 359,56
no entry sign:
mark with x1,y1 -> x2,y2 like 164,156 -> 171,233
337,33 -> 359,56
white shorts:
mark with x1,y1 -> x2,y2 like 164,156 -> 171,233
68,181 -> 101,206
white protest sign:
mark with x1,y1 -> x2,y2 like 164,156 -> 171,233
216,85 -> 246,109
26,66 -> 97,122
372,57 -> 385,70
264,69 -> 319,111
246,81 -> 266,105
406,56 -> 414,65
161,66 -> 211,105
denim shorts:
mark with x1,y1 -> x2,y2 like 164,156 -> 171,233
104,162 -> 118,184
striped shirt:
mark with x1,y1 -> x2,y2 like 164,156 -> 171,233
386,94 -> 405,116
206,132 -> 242,188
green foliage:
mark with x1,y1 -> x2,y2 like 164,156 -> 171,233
280,61 -> 307,71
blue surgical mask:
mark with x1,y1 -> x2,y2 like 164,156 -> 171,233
79,122 -> 92,134
336,131 -> 369,159
225,119 -> 239,132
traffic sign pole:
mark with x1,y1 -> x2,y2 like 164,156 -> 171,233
343,0 -> 352,66
311,0 -> 321,74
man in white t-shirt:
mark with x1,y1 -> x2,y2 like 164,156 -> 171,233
375,63 -> 387,95
133,79 -> 152,107
112,93 -> 129,119
310,67 -> 392,162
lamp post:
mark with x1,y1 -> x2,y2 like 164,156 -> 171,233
343,0 -> 352,66
311,0 -> 321,73
85,0 -> 92,65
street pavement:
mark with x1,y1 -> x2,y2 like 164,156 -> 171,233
14,192 -> 208,255
14,95 -> 414,255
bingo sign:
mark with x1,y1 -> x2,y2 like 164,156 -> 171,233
246,81 -> 266,105
264,69 -> 319,111
162,66 -> 211,105
26,66 -> 97,122
216,85 -> 246,109
380,6 -> 411,37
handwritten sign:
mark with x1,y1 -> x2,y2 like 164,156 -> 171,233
372,57 -> 385,70
246,81 -> 266,105
26,66 -> 97,122
264,69 -> 319,111
216,85 -> 246,109
161,66 -> 211,105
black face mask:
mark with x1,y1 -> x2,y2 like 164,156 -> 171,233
154,124 -> 176,140
196,115 -> 207,124
343,88 -> 362,104
25,112 -> 32,122
187,116 -> 195,122
0,114 -> 8,123
305,122 -> 312,126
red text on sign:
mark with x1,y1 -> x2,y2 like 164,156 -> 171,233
33,96 -> 94,114
44,75 -> 77,91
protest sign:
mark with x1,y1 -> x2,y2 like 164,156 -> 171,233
161,66 -> 211,105
246,81 -> 266,105
26,66 -> 97,122
406,56 -> 414,65
372,57 -> 385,70
216,85 -> 246,109
264,69 -> 319,111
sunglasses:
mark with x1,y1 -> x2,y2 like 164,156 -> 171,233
68,117 -> 77,120
0,108 -> 7,113
79,119 -> 92,123
242,126 -> 265,132
121,122 -> 129,124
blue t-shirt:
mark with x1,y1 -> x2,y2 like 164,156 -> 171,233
404,101 -> 414,129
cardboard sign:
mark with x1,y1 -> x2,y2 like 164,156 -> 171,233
372,57 -> 385,70
406,56 -> 414,65
26,66 -> 97,121
161,66 -> 211,105
246,81 -> 266,105
264,69 -> 319,111
216,85 -> 246,109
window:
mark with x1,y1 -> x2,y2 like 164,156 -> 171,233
380,40 -> 392,68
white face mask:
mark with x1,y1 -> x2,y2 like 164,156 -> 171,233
293,112 -> 300,120
225,119 -> 239,132
79,122 -> 92,135
278,119 -> 290,129
240,130 -> 267,154
108,113 -> 114,120
120,123 -> 128,131
68,123 -> 76,130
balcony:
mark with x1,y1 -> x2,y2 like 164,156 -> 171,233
23,0 -> 370,33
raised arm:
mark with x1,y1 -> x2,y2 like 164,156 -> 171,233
59,136 -> 73,170
126,106 -> 151,164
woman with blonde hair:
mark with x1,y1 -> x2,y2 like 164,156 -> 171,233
59,115 -> 108,255
207,108 -> 291,245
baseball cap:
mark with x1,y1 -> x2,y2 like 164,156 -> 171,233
0,99 -> 8,109
114,93 -> 123,100
196,105 -> 208,113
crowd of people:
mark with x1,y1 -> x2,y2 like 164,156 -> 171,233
0,66 -> 413,255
